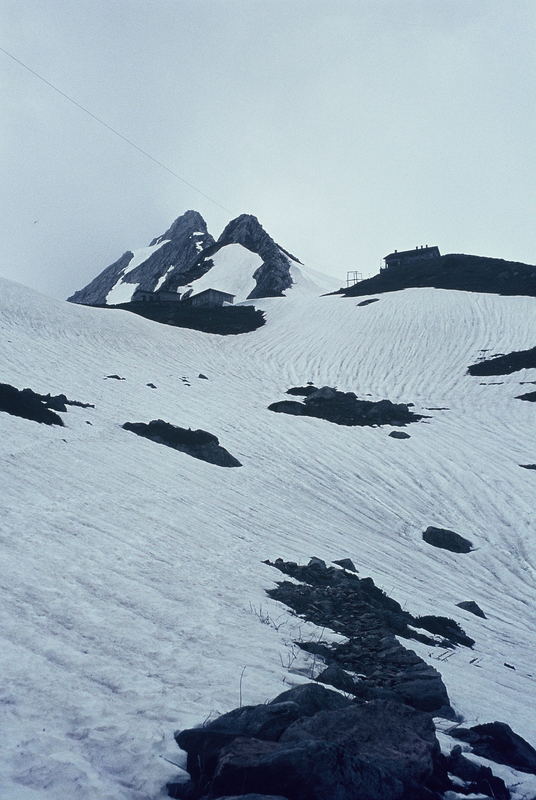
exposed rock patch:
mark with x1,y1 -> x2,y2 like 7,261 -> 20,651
0,383 -> 93,426
269,386 -> 424,427
122,420 -> 242,467
389,430 -> 411,439
520,464 -> 536,470
357,298 -> 379,306
468,345 -> 536,376
422,526 -> 474,553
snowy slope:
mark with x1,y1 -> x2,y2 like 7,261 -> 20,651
1,277 -> 536,799
186,243 -> 262,300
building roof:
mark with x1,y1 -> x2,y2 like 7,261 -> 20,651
384,246 -> 440,262
192,288 -> 235,299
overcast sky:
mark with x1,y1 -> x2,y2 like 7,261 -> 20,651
2,0 -> 536,299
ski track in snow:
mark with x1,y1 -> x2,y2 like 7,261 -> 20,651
0,277 -> 535,799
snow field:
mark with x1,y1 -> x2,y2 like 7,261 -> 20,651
0,277 -> 535,798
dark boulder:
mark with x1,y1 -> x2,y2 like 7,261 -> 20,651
456,600 -> 486,619
422,526 -> 473,553
451,721 -> 536,774
316,665 -> 358,693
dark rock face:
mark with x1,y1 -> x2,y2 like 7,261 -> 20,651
422,526 -> 473,553
68,211 -> 215,305
451,721 -> 536,774
265,558 -> 459,717
269,386 -> 424,427
456,600 -> 486,618
0,383 -> 93,426
520,464 -> 536,470
171,688 -> 447,800
122,420 -> 242,467
338,253 -> 536,299
468,345 -> 536,376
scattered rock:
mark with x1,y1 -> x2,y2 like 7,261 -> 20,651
270,387 -> 424,427
389,431 -> 410,439
456,601 -> 486,619
146,383 -> 157,389
105,374 -> 125,380
504,662 -> 516,670
332,558 -> 357,572
451,721 -> 536,774
264,558 -> 459,717
122,420 -> 242,467
422,526 -> 473,553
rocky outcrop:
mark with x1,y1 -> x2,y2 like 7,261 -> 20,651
269,386 -> 424,427
122,419 -> 242,467
68,211 -> 215,305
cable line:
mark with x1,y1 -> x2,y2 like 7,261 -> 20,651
1,45 -> 232,213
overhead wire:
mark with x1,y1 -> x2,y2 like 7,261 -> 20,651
0,45 -> 232,214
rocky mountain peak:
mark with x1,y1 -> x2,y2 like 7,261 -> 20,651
150,210 -> 210,246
